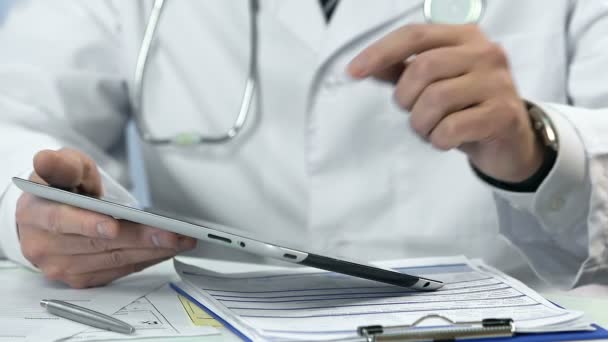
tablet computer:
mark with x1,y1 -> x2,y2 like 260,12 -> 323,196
13,177 -> 443,291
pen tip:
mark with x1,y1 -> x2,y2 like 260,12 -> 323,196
40,299 -> 49,308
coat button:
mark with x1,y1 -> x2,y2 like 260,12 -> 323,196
323,73 -> 353,90
549,196 -> 565,211
322,75 -> 339,89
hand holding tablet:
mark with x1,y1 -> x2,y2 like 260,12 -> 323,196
14,176 -> 443,291
13,148 -> 196,288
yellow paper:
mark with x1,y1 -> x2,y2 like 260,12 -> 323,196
178,294 -> 224,327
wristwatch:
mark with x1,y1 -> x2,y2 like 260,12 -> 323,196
526,101 -> 559,152
472,101 -> 559,193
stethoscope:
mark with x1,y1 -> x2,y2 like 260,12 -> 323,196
133,0 -> 485,146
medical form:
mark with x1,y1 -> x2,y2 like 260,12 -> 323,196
173,256 -> 592,341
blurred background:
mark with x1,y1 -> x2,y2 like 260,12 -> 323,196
0,0 -> 14,24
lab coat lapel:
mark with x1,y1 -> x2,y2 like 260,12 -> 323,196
319,0 -> 424,63
273,0 -> 326,53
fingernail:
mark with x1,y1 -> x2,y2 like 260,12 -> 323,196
96,222 -> 112,239
348,54 -> 369,78
178,238 -> 196,252
342,70 -> 357,83
151,233 -> 176,249
152,234 -> 161,247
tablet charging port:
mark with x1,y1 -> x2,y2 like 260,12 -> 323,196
208,234 -> 232,244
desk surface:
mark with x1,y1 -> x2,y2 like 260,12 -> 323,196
1,263 -> 607,342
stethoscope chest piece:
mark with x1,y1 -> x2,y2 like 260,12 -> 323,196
423,0 -> 484,24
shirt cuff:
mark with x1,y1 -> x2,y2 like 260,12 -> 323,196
479,102 -> 588,233
0,169 -> 37,269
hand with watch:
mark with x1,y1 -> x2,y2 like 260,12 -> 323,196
474,102 -> 559,193
347,24 -> 559,190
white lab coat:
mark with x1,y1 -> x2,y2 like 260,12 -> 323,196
0,0 -> 606,289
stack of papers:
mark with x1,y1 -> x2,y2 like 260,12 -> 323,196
173,256 -> 593,341
0,260 -> 172,341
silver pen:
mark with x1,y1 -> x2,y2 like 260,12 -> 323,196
40,299 -> 135,334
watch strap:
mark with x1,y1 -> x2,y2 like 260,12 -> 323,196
472,101 -> 559,193
472,145 -> 557,193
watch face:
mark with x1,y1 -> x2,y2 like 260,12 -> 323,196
528,105 -> 559,151
424,0 -> 485,24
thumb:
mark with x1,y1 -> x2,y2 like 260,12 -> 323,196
32,148 -> 103,196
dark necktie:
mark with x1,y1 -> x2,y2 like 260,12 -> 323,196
319,0 -> 339,22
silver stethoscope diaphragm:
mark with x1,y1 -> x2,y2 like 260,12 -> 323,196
424,0 -> 485,24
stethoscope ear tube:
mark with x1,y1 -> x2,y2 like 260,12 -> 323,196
133,0 -> 259,146
133,0 -> 166,144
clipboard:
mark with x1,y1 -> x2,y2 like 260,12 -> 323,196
170,283 -> 608,342
357,315 -> 608,342
357,315 -> 515,341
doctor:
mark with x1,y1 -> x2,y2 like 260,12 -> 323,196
0,0 -> 607,289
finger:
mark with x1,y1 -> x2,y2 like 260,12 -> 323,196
33,148 -> 102,196
85,222 -> 196,252
409,73 -> 489,138
348,24 -> 476,78
19,221 -> 197,256
108,225 -> 196,252
77,222 -> 183,252
372,63 -> 406,84
18,224 -> 51,266
40,248 -> 178,276
29,172 -> 47,185
60,257 -> 172,288
16,194 -> 120,238
394,46 -> 477,109
428,102 -> 500,151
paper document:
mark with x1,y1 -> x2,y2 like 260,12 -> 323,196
64,284 -> 218,341
174,256 -> 592,341
0,260 -> 173,342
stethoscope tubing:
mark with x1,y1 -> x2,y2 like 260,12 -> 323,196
133,0 -> 483,146
133,0 -> 259,146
